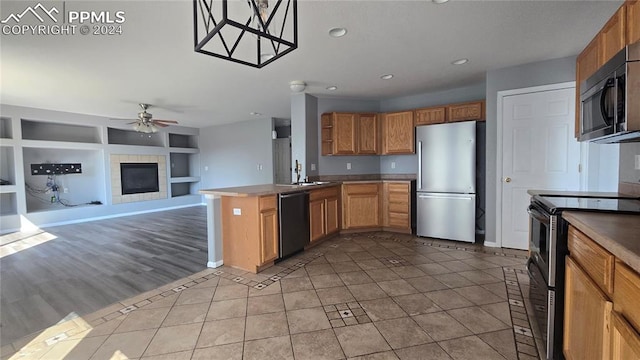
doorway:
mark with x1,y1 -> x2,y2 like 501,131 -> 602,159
496,82 -> 581,249
273,119 -> 292,184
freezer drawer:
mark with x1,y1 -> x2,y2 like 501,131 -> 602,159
416,192 -> 475,243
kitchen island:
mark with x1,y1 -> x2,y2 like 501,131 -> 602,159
200,183 -> 338,273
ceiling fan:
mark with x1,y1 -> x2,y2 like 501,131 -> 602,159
116,103 -> 179,133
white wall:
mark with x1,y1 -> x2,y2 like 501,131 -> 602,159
199,118 -> 274,188
619,142 -> 640,186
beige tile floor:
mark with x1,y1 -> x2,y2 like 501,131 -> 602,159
3,232 -> 538,360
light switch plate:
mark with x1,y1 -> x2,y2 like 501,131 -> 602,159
635,155 -> 640,170
311,163 -> 316,171
347,163 -> 351,170
391,162 -> 396,169
233,208 -> 241,215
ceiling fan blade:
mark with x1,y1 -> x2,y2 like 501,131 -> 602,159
126,121 -> 139,125
153,122 -> 170,128
152,119 -> 179,124
110,118 -> 137,121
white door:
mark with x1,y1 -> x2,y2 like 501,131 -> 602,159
500,86 -> 580,249
273,138 -> 291,184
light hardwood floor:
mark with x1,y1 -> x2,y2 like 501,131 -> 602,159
0,206 -> 207,345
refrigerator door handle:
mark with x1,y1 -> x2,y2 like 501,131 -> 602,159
417,194 -> 474,200
417,141 -> 422,190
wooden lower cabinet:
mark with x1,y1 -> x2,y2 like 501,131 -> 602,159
383,182 -> 411,233
342,183 -> 381,229
259,207 -> 278,264
309,186 -> 340,243
610,310 -> 640,359
563,256 -> 613,360
221,194 -> 279,273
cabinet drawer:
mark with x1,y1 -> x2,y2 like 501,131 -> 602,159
614,260 -> 640,333
387,182 -> 409,193
388,212 -> 409,227
344,183 -> 379,194
260,195 -> 277,211
388,192 -> 409,204
568,226 -> 614,295
388,202 -> 408,213
310,186 -> 339,201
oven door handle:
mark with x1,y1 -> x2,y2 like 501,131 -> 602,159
527,205 -> 550,225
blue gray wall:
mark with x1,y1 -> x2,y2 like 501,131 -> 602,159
200,118 -> 274,188
484,56 -> 576,246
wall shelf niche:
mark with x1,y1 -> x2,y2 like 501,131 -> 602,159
107,127 -> 165,147
0,117 -> 13,139
0,146 -> 15,186
22,119 -> 102,144
169,133 -> 198,149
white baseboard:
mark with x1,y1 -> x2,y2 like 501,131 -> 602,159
28,203 -> 204,231
207,260 -> 224,268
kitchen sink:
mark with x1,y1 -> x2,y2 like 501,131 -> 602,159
291,181 -> 330,186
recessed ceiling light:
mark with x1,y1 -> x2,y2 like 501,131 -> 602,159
250,112 -> 262,116
329,28 -> 347,38
380,74 -> 394,80
326,86 -> 338,91
451,58 -> 469,65
432,0 -> 450,4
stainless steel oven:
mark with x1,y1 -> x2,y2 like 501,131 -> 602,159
527,201 -> 567,360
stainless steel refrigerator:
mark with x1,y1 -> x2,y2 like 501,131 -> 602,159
416,121 -> 477,243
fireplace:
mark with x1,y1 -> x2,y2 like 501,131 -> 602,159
110,154 -> 167,204
120,163 -> 159,195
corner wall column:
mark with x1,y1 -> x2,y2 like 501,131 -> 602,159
204,194 -> 223,268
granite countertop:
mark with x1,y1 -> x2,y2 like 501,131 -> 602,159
527,189 -> 631,197
563,211 -> 640,274
200,182 -> 339,197
314,174 -> 416,182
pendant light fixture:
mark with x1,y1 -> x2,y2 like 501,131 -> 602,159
193,0 -> 298,68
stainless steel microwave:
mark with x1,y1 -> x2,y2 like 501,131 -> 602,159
579,40 -> 640,143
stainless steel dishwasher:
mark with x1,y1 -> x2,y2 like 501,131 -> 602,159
278,191 -> 310,260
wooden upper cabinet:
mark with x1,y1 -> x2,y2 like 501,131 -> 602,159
381,111 -> 414,155
357,114 -> 379,154
415,107 -> 446,126
577,36 -> 602,85
447,101 -> 485,122
334,113 -> 358,155
600,5 -> 627,64
321,112 -> 379,156
628,0 -> 640,45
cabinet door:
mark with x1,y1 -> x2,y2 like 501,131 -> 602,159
610,310 -> 640,360
383,182 -> 410,231
259,209 -> 279,264
628,0 -> 640,45
601,5 -> 627,64
578,37 -> 602,84
334,113 -> 357,155
415,107 -> 446,126
357,114 -> 379,154
342,183 -> 381,229
321,113 -> 334,156
447,101 -> 485,122
382,111 -> 414,155
564,256 -> 612,360
309,199 -> 326,242
325,197 -> 339,235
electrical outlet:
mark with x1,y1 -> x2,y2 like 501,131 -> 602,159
204,166 -> 209,171
635,155 -> 640,170
346,163 -> 351,170
63,188 -> 69,193
259,164 -> 263,170
311,163 -> 316,171
391,161 -> 396,169
233,208 -> 241,215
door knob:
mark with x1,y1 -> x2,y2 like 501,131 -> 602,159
504,177 -> 512,183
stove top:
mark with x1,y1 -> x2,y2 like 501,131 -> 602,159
534,195 -> 640,214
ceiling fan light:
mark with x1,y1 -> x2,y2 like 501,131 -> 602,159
151,124 -> 159,133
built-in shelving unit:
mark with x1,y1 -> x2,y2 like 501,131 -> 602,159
0,105 -> 202,233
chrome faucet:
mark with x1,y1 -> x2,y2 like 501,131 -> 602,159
294,159 -> 301,184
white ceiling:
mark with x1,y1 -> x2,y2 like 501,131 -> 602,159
1,0 -> 622,128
